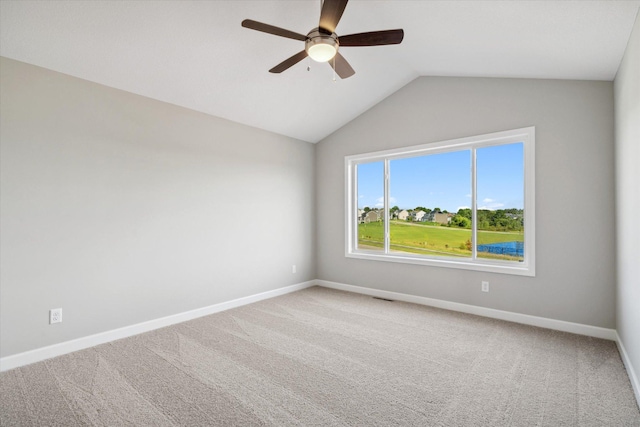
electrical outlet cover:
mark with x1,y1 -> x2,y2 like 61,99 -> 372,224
50,308 -> 62,324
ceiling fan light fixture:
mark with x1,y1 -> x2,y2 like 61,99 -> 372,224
308,43 -> 337,62
305,29 -> 338,62
242,0 -> 404,79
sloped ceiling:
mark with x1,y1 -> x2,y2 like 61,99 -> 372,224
1,1 -> 638,143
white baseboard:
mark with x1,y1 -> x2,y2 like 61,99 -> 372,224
0,280 -> 315,372
616,332 -> 640,406
316,280 -> 617,341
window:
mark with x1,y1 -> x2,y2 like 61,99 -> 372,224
345,127 -> 535,276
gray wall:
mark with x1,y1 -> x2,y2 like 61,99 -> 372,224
316,76 -> 616,328
0,57 -> 316,358
615,12 -> 640,389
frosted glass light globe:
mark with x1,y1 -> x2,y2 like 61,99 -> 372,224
308,43 -> 337,62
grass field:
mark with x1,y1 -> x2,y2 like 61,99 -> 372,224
358,220 -> 524,261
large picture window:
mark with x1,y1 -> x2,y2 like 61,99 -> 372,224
345,127 -> 535,276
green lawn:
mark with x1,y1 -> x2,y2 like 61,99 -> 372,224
358,220 -> 524,261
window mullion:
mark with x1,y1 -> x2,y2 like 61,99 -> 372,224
384,159 -> 390,254
471,148 -> 477,260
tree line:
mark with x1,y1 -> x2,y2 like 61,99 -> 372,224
361,206 -> 524,232
451,208 -> 523,231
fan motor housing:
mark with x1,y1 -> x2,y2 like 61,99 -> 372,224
305,28 -> 339,62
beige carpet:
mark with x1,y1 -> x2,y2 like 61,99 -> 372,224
1,286 -> 639,426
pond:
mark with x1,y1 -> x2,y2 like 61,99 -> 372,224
477,241 -> 524,257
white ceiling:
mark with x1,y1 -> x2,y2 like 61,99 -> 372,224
1,1 -> 638,143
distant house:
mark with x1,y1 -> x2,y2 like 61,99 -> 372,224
363,210 -> 381,223
397,209 -> 410,220
413,210 -> 426,222
425,211 -> 451,225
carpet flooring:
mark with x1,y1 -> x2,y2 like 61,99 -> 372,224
1,286 -> 639,426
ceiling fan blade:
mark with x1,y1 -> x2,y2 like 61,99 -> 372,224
329,52 -> 355,79
269,50 -> 309,73
339,29 -> 404,47
319,0 -> 349,34
242,19 -> 307,41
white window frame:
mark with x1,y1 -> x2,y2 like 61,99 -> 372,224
345,127 -> 535,277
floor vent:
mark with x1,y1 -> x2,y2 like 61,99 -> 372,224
372,297 -> 394,302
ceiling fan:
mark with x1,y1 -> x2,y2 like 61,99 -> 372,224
241,0 -> 404,79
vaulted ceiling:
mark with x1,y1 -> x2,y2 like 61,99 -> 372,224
1,1 -> 638,143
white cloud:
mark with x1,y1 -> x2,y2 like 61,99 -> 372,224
478,197 -> 504,210
465,194 -> 471,198
479,202 -> 505,210
374,196 -> 396,208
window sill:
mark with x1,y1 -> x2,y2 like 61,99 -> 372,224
346,250 -> 535,277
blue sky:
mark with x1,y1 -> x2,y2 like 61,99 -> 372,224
357,143 -> 524,212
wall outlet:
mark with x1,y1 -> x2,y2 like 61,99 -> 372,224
481,281 -> 489,292
292,265 -> 297,274
50,308 -> 62,324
